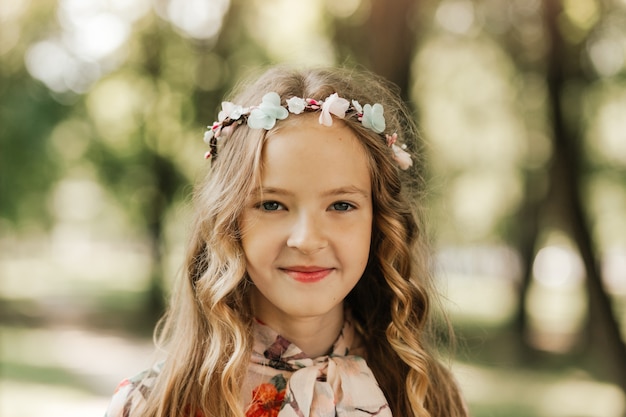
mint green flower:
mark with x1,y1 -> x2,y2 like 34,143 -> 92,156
361,103 -> 385,133
248,92 -> 289,130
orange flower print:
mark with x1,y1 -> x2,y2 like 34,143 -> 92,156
246,380 -> 286,417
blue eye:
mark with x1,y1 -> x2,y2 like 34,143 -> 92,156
260,201 -> 282,211
331,202 -> 354,211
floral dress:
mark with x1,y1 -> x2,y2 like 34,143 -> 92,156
105,316 -> 391,416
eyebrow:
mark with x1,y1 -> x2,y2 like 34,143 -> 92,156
253,186 -> 370,199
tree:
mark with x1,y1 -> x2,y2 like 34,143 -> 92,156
540,0 -> 626,390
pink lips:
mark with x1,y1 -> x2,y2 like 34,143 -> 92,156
281,266 -> 333,283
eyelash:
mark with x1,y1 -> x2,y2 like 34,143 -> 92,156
255,201 -> 356,212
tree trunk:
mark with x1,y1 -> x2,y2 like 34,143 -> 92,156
330,0 -> 418,97
543,0 -> 626,390
365,0 -> 417,96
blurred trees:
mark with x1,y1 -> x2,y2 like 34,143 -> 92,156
1,0 -> 626,407
1,0 -> 271,318
539,0 -> 626,390
330,0 -> 626,394
0,0 -> 68,229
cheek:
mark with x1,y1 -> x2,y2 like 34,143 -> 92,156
347,222 -> 373,270
360,233 -> 373,268
239,214 -> 276,262
238,216 -> 256,258
238,210 -> 258,242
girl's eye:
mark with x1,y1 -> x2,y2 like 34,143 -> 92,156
259,201 -> 283,211
330,202 -> 354,212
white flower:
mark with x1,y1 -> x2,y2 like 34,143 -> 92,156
218,102 -> 245,122
351,100 -> 363,114
391,144 -> 413,170
287,97 -> 306,114
203,130 -> 214,144
319,93 -> 350,126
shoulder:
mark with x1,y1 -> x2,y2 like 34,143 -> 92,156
105,364 -> 162,417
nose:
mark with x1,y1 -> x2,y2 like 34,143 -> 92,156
286,211 -> 328,254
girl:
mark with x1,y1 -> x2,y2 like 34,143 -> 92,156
105,67 -> 468,417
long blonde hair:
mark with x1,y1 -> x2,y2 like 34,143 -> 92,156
134,66 -> 467,417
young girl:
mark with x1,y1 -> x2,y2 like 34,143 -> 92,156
105,66 -> 468,417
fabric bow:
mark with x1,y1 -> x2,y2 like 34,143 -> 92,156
280,356 -> 392,417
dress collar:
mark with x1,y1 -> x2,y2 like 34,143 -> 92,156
250,312 -> 364,371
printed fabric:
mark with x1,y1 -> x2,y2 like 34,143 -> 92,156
104,316 -> 392,417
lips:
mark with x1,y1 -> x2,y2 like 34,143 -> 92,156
280,266 -> 334,283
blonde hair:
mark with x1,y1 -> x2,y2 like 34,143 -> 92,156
134,66 -> 467,417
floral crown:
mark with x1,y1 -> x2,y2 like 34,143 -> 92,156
203,92 -> 412,170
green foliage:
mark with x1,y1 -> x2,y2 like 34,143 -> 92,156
0,73 -> 68,229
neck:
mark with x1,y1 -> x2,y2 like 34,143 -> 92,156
282,312 -> 344,358
253,301 -> 345,358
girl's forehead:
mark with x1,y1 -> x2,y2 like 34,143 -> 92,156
259,116 -> 371,194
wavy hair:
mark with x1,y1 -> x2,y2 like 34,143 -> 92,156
133,66 -> 467,417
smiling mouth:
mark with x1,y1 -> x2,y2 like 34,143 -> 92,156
280,266 -> 334,283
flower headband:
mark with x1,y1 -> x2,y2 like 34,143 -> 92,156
203,92 -> 413,170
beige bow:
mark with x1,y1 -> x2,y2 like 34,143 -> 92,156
279,355 -> 392,417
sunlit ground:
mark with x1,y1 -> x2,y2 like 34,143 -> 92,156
1,236 -> 625,417
1,327 -> 154,417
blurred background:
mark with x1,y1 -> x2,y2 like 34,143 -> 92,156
1,0 -> 626,415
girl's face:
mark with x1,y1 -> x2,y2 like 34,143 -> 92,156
239,115 -> 373,326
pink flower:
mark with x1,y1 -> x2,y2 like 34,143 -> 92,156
113,379 -> 130,393
319,93 -> 349,126
306,98 -> 321,109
